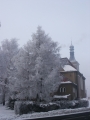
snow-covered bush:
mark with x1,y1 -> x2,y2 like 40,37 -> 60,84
15,101 -> 35,114
19,103 -> 33,114
33,102 -> 60,112
55,100 -> 73,109
14,101 -> 60,114
47,102 -> 60,111
14,99 -> 89,115
14,101 -> 23,114
76,100 -> 89,108
56,100 -> 89,109
6,97 -> 16,110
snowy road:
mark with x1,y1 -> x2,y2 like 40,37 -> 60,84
0,100 -> 90,120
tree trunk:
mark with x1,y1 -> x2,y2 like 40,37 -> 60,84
3,100 -> 5,106
2,93 -> 5,106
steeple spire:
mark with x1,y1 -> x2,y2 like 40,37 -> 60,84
69,42 -> 75,61
69,42 -> 79,71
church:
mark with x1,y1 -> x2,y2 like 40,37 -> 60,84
54,43 -> 86,100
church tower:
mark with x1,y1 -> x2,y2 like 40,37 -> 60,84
69,42 -> 79,71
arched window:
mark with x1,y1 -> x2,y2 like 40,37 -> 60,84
60,87 -> 62,92
63,87 -> 66,92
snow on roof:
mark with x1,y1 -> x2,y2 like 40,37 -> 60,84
63,65 -> 77,72
60,81 -> 77,86
53,94 -> 71,99
61,81 -> 72,84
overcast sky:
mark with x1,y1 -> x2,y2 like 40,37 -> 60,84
0,0 -> 90,96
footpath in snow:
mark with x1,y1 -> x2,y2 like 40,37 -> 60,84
0,100 -> 90,120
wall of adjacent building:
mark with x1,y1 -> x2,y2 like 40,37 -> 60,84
77,74 -> 86,99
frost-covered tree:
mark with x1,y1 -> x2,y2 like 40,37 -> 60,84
15,26 -> 62,102
13,47 -> 38,100
0,38 -> 19,105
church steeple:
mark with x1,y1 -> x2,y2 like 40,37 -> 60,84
69,42 -> 79,71
69,41 -> 75,61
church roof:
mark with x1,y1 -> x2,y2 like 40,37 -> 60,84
63,65 -> 77,72
60,57 -> 85,80
61,57 -> 76,69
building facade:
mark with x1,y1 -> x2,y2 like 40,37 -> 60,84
54,43 -> 86,100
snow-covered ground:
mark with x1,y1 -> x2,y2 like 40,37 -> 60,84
0,104 -> 18,120
0,100 -> 90,120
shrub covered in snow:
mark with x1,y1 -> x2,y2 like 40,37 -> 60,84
14,101 -> 60,114
76,99 -> 89,108
14,101 -> 22,114
6,97 -> 16,110
36,102 -> 60,112
14,101 -> 34,114
19,102 -> 34,114
14,99 -> 89,115
55,101 -> 73,109
56,100 -> 89,109
66,99 -> 89,108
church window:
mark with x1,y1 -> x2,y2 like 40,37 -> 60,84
63,87 -> 66,92
60,87 -> 62,92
